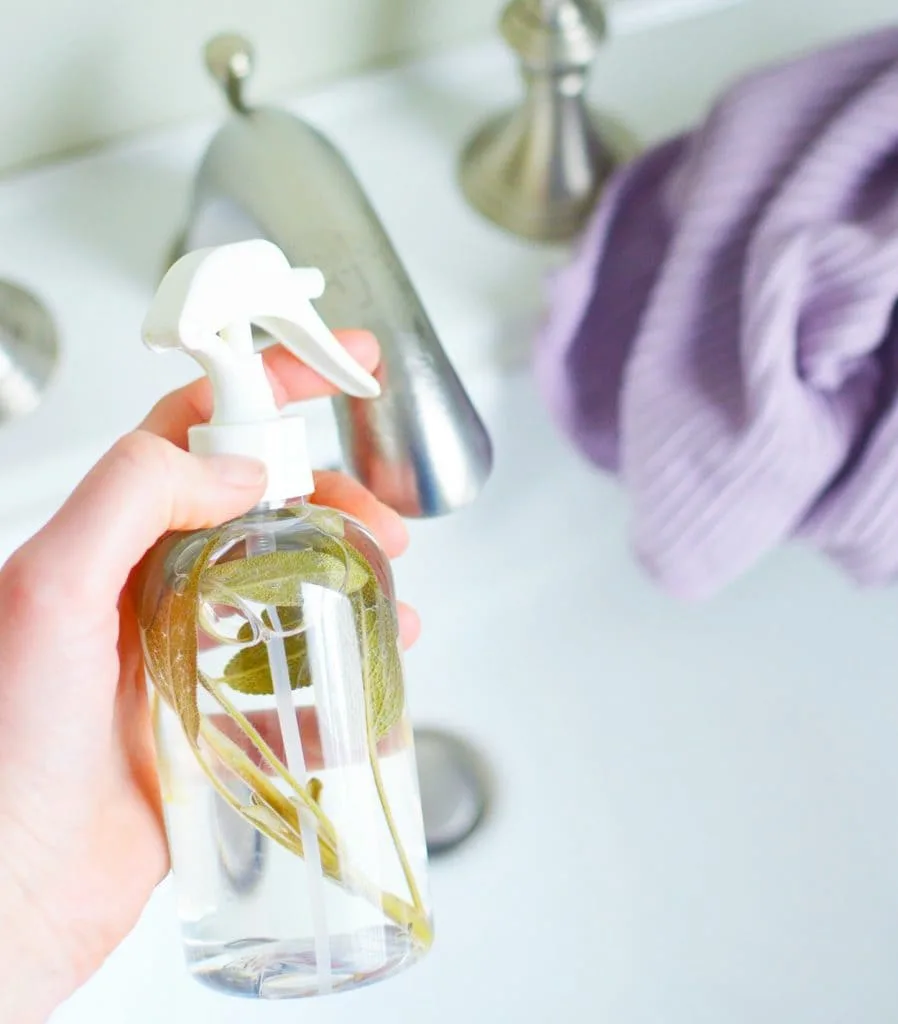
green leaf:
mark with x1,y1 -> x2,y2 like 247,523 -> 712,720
360,587 -> 404,741
222,629 -> 312,695
202,548 -> 368,607
143,594 -> 174,708
144,535 -> 218,741
142,520 -> 432,949
214,546 -> 405,741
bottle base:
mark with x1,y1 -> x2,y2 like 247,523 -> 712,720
186,926 -> 421,999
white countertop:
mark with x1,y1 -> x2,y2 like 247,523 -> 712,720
52,365 -> 898,1024
0,32 -> 895,1024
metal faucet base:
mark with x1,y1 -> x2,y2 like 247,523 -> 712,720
457,0 -> 640,244
459,104 -> 634,243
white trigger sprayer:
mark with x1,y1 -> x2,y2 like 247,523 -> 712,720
142,238 -> 381,505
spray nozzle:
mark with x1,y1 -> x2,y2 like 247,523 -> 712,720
142,239 -> 381,502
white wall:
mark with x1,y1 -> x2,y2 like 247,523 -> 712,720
592,0 -> 898,145
0,0 -> 493,174
0,0 -> 896,175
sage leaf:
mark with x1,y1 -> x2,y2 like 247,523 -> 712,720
360,588 -> 404,741
202,548 -> 368,607
222,630 -> 312,695
145,535 -> 217,741
143,522 -> 431,948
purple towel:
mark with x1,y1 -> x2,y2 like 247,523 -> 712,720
536,27 -> 898,599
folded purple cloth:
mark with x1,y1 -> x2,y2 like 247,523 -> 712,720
536,27 -> 898,598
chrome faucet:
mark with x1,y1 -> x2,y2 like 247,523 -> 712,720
172,34 -> 493,518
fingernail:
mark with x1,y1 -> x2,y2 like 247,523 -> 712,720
204,454 -> 267,487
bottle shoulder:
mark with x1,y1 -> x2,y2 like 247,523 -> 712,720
136,502 -> 396,630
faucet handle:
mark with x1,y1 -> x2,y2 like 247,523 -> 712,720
458,0 -> 636,242
204,33 -> 254,112
502,0 -> 607,65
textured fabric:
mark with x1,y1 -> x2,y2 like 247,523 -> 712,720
535,27 -> 898,598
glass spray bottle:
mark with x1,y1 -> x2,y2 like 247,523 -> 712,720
136,239 -> 433,999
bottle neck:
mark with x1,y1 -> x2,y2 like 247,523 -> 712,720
251,493 -> 309,514
188,413 -> 314,505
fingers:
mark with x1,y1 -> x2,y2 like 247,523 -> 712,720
398,602 -> 421,648
12,430 -> 418,637
311,470 -> 409,559
140,331 -> 380,448
212,705 -> 412,772
261,332 -> 379,407
16,432 -> 266,605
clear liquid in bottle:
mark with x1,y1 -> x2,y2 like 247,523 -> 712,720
141,502 -> 433,999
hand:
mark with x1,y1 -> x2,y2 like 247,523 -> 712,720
0,332 -> 417,1023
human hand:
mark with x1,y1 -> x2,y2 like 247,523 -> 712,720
0,332 -> 417,1023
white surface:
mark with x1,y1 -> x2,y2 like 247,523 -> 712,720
12,13 -> 898,549
0,0 -> 749,174
1,0 -> 896,173
0,24 -> 893,1024
51,368 -> 898,1024
0,0 -> 496,174
609,0 -> 747,35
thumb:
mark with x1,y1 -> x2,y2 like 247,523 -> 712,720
18,430 -> 267,604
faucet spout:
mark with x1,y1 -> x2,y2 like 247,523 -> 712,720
173,34 -> 493,517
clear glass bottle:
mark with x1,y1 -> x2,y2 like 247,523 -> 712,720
136,239 -> 433,999
138,499 -> 432,998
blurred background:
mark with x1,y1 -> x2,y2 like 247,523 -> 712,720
0,0 -> 895,175
1,2 -> 898,1024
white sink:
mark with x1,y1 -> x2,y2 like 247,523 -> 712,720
49,362 -> 898,1024
0,37 -> 893,1024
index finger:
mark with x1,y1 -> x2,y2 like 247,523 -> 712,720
139,330 -> 379,447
